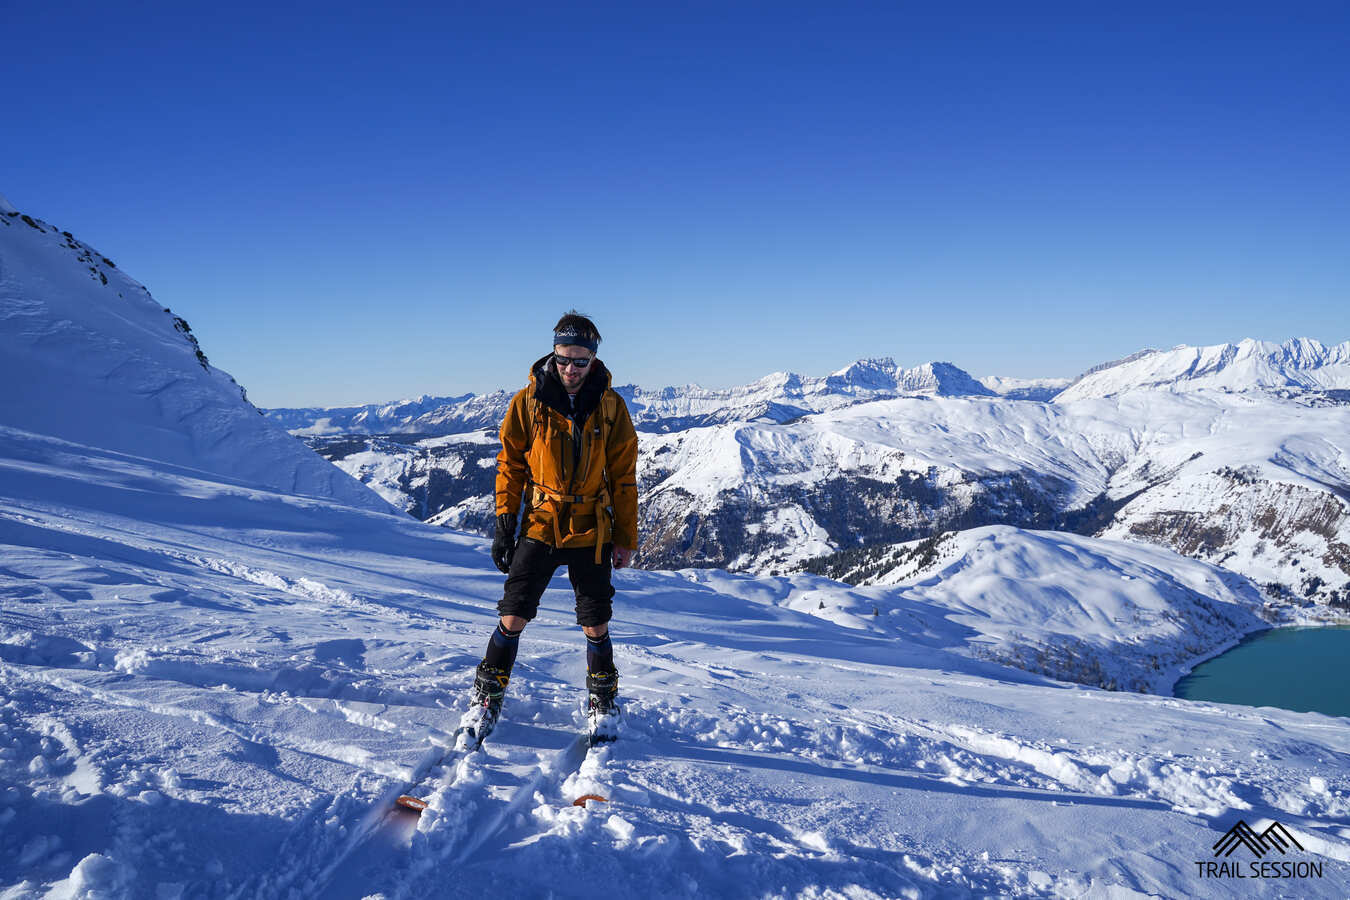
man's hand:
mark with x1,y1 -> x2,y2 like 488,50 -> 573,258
491,513 -> 517,574
612,545 -> 634,569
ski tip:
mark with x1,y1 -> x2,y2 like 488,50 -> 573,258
572,794 -> 608,808
396,795 -> 429,812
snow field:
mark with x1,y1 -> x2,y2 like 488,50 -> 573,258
6,578 -> 1350,898
5,458 -> 1349,897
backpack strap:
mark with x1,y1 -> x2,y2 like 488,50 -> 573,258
518,392 -> 544,520
600,392 -> 616,478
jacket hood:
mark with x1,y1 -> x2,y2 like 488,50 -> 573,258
528,352 -> 612,419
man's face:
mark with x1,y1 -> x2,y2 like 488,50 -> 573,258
553,344 -> 594,391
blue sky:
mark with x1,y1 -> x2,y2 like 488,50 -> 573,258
5,2 -> 1347,407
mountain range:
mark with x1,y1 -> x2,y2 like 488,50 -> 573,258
266,337 -> 1350,438
270,337 -> 1350,613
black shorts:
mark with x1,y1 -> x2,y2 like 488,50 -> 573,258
499,538 -> 615,627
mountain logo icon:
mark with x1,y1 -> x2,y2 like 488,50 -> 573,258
1212,820 -> 1306,858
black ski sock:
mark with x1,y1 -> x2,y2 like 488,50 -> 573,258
483,622 -> 523,672
586,632 -> 614,674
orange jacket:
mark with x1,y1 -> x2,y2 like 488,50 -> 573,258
495,355 -> 638,562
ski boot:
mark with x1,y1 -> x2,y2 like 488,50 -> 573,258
585,669 -> 621,745
457,662 -> 509,750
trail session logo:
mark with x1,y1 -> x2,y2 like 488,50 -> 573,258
1213,819 -> 1303,858
1196,819 -> 1323,880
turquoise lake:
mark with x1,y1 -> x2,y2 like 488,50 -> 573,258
1174,625 -> 1350,718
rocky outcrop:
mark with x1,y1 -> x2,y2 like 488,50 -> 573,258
1104,470 -> 1350,607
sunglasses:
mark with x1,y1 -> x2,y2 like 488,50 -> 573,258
554,353 -> 593,369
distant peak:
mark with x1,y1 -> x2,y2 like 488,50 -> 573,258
0,192 -> 17,215
830,357 -> 898,378
895,361 -> 995,397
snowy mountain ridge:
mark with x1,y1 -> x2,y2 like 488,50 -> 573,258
269,336 -> 1349,438
1056,337 -> 1350,402
267,357 -> 1004,436
621,357 -> 998,431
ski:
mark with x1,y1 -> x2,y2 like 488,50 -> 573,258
571,792 -> 608,807
309,710 -> 503,895
566,705 -> 621,807
392,733 -> 473,812
394,703 -> 500,812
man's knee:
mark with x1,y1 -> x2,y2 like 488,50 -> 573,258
501,615 -> 529,632
581,623 -> 608,639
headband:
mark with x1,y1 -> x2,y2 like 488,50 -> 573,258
552,329 -> 599,353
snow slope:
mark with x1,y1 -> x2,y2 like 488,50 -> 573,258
787,524 -> 1279,694
0,206 -> 391,513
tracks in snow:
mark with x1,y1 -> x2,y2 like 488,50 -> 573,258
298,721 -> 597,900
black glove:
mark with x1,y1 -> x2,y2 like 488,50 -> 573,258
491,513 -> 517,574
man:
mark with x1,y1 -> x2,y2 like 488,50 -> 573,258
463,311 -> 639,745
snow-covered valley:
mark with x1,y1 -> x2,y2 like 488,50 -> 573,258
3,198 -> 1350,897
